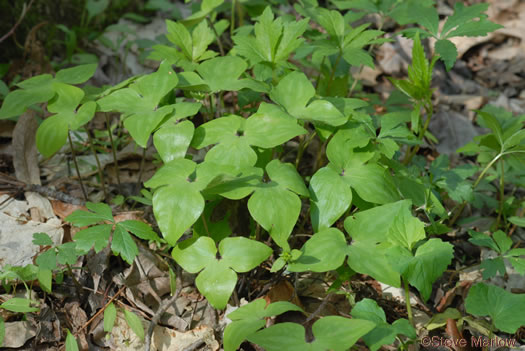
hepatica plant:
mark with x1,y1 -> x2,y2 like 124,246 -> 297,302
1,0 -> 524,350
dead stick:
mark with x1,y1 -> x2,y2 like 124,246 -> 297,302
144,265 -> 183,351
0,0 -> 35,43
76,285 -> 126,335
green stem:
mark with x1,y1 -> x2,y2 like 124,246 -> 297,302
326,51 -> 342,95
135,147 -> 147,195
230,0 -> 236,37
449,152 -> 504,226
68,131 -> 88,201
404,278 -> 414,327
314,57 -> 326,94
295,130 -> 316,168
85,128 -> 108,202
207,16 -> 224,56
216,92 -> 222,118
348,17 -> 384,97
403,103 -> 432,165
496,158 -> 505,228
106,113 -> 122,194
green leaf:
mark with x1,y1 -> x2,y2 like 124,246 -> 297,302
493,230 -> 512,253
56,64 -> 98,84
266,160 -> 308,197
248,316 -> 375,351
468,230 -> 499,251
316,9 -> 345,44
174,237 -> 271,310
153,120 -> 194,163
405,238 -> 454,301
426,308 -> 462,330
387,207 -> 425,251
0,77 -> 55,119
270,72 -> 345,126
0,316 -> 4,347
87,202 -> 113,221
86,0 -> 109,22
248,183 -> 301,247
36,249 -> 57,270
57,242 -> 80,265
37,268 -> 52,293
104,302 -> 117,333
233,6 -> 308,65
480,257 -> 506,279
341,163 -> 399,204
169,267 -> 177,295
117,220 -> 160,242
0,297 -> 39,313
66,204 -> 112,226
48,82 -> 84,113
220,237 -> 272,273
97,62 -> 178,147
342,48 -> 375,68
35,114 -> 69,157
152,181 -> 204,245
191,115 -> 244,149
196,261 -> 237,309
345,200 -> 411,244
288,228 -> 347,272
443,3 -> 502,39
509,216 -> 525,227
73,224 -> 112,253
347,242 -> 401,287
123,309 -> 145,340
145,158 -> 196,188
224,319 -> 266,351
165,20 -> 192,59
32,232 -> 54,246
477,111 -> 504,148
69,101 -> 97,130
196,56 -> 248,92
309,167 -> 352,231
191,20 -> 215,61
65,330 -> 79,351
111,225 -> 139,265
465,283 -> 525,333
352,299 -> 416,351
172,237 -> 216,273
326,123 -> 372,169
435,39 -> 458,71
244,110 -> 306,149
391,2 -> 439,36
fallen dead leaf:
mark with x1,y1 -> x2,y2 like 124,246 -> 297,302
3,320 -> 37,348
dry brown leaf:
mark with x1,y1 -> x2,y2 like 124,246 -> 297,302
264,280 -> 303,310
12,111 -> 40,185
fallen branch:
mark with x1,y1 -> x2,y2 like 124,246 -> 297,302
0,172 -> 85,205
144,265 -> 183,351
0,0 -> 35,44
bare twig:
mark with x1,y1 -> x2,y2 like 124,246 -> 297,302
0,172 -> 85,205
76,285 -> 126,335
106,113 -> 122,194
85,129 -> 108,201
0,0 -> 35,44
135,146 -> 147,195
144,265 -> 183,351
304,293 -> 333,325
